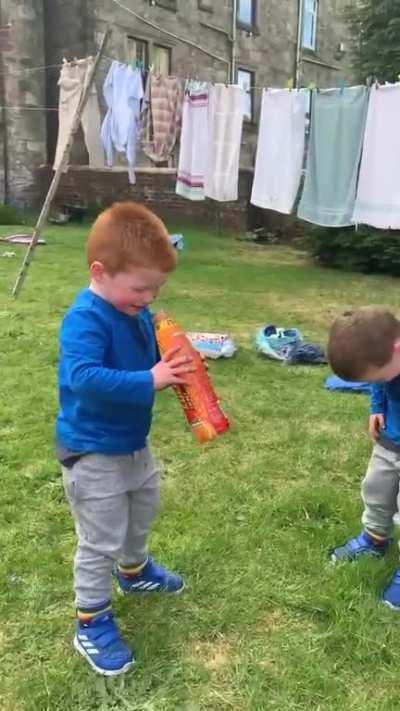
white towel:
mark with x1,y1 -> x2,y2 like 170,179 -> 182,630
251,89 -> 307,214
205,84 -> 244,202
176,83 -> 209,201
353,84 -> 400,229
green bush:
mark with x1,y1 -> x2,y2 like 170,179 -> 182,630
307,226 -> 400,277
0,204 -> 22,225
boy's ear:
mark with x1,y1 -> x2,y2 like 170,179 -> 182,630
89,261 -> 106,281
393,338 -> 400,355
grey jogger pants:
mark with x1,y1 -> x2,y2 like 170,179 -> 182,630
362,443 -> 400,537
62,447 -> 160,609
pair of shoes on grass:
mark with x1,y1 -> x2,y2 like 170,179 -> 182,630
331,530 -> 400,610
74,557 -> 184,676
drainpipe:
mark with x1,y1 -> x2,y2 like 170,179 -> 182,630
230,0 -> 237,84
295,0 -> 304,88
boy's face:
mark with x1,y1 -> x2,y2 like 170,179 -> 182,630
90,263 -> 168,316
363,340 -> 400,382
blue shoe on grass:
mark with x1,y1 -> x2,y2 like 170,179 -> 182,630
330,531 -> 392,563
114,556 -> 184,595
74,611 -> 134,676
382,569 -> 400,610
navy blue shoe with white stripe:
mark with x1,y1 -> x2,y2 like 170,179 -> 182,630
74,611 -> 134,676
330,531 -> 392,563
382,569 -> 400,610
114,557 -> 184,595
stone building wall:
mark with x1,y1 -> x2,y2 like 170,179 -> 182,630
1,0 -> 352,220
0,0 -> 46,206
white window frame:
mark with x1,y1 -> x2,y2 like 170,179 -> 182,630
237,67 -> 254,122
302,0 -> 318,51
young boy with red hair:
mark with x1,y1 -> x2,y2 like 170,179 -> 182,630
57,202 -> 195,675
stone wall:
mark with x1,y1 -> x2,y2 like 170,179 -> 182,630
36,165 -> 253,232
0,0 -> 47,206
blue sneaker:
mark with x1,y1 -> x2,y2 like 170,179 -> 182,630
330,531 -> 392,563
114,557 -> 184,595
382,569 -> 400,610
74,611 -> 134,676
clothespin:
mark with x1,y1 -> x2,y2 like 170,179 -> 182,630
285,77 -> 294,91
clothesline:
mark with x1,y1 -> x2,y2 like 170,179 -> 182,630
0,105 -> 58,111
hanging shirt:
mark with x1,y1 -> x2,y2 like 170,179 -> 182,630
251,89 -> 307,215
298,86 -> 368,227
353,83 -> 400,229
101,61 -> 144,185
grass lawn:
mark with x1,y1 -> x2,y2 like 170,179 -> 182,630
2,223 -> 400,710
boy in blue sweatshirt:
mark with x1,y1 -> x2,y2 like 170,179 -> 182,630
57,202 -> 195,675
327,307 -> 400,609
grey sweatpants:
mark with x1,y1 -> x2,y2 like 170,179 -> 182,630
362,443 -> 400,537
62,446 -> 160,609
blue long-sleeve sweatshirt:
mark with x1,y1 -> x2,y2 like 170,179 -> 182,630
371,375 -> 400,448
56,289 -> 158,455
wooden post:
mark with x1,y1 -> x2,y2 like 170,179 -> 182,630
12,28 -> 110,298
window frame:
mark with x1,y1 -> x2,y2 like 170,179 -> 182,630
153,0 -> 177,11
198,0 -> 213,11
153,44 -> 172,75
236,0 -> 257,30
301,0 -> 318,51
126,35 -> 149,70
237,67 -> 255,123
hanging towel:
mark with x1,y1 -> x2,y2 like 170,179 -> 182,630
353,83 -> 400,229
297,86 -> 368,227
141,75 -> 184,163
205,84 -> 244,202
101,61 -> 144,185
176,82 -> 209,201
251,89 -> 307,214
54,57 -> 104,172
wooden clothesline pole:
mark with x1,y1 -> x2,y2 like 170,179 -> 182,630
12,28 -> 111,298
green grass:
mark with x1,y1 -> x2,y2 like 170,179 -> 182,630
2,224 -> 400,710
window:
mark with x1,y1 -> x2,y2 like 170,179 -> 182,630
153,45 -> 171,76
154,0 -> 177,10
126,36 -> 148,69
198,0 -> 213,11
237,68 -> 254,122
237,0 -> 256,27
302,0 -> 318,50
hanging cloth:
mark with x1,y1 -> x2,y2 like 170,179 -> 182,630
204,84 -> 244,202
297,86 -> 368,227
101,61 -> 144,185
176,81 -> 209,201
251,89 -> 307,214
141,75 -> 184,163
353,83 -> 400,229
54,57 -> 104,171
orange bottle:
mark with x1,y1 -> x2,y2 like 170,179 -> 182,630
154,311 -> 230,443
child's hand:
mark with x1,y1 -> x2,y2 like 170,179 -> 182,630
152,346 -> 196,390
368,414 -> 385,441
